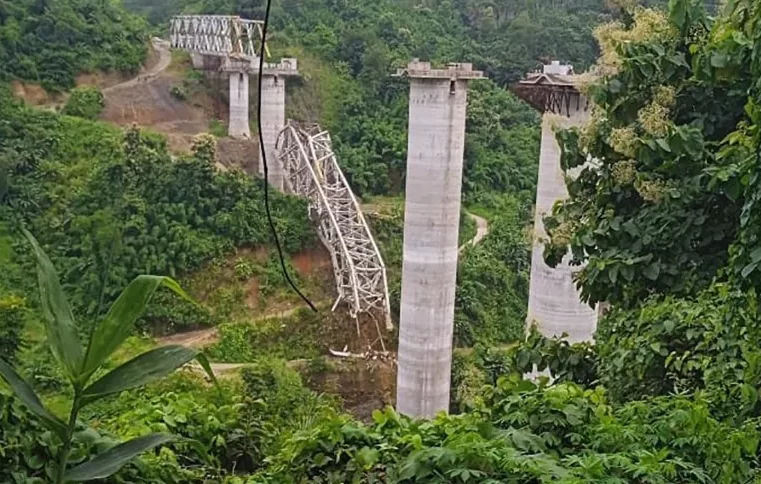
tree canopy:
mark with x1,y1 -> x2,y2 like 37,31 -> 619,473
0,0 -> 148,91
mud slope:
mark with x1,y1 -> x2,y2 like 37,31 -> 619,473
100,39 -> 210,152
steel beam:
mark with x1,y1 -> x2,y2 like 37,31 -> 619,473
276,122 -> 392,329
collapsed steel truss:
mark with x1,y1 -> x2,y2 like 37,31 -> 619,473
169,15 -> 268,59
276,121 -> 393,331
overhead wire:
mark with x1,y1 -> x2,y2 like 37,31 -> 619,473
256,0 -> 318,312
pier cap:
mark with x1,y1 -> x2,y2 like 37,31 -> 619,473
394,59 -> 484,80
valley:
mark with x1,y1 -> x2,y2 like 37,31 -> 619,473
2,0 -> 759,482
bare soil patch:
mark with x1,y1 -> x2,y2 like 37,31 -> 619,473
216,138 -> 260,175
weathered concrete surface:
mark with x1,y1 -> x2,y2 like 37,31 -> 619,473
259,74 -> 285,189
396,61 -> 483,419
527,102 -> 597,343
228,71 -> 250,138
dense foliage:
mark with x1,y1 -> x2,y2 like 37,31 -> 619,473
0,86 -> 313,327
0,295 -> 25,364
1,389 -> 198,484
596,283 -> 761,420
455,197 -> 531,346
544,0 -> 757,307
0,230 -> 216,483
62,87 -> 105,120
253,378 -> 761,483
0,0 -> 148,91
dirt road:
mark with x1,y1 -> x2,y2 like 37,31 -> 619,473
104,38 -> 172,93
459,212 -> 490,252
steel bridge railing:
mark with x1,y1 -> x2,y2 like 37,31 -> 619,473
169,15 -> 269,60
276,121 -> 392,331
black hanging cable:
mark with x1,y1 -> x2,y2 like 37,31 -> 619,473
256,0 -> 317,312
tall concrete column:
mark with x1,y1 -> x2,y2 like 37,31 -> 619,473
228,71 -> 250,138
396,61 -> 483,419
527,96 -> 597,343
259,74 -> 286,190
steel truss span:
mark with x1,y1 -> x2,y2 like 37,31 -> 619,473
276,121 -> 393,331
169,15 -> 265,59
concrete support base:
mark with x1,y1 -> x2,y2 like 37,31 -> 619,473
228,71 -> 250,138
395,61 -> 483,419
527,103 -> 597,343
259,74 -> 286,190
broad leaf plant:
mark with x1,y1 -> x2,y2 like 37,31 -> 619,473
0,229 -> 215,483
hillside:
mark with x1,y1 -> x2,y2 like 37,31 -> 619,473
0,0 -> 148,91
5,0 -> 761,482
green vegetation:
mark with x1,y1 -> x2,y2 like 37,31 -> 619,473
0,86 -> 314,330
0,295 -> 26,364
455,196 -> 531,346
255,380 -> 760,483
62,87 -> 105,120
208,309 -> 325,362
6,0 -> 761,482
0,0 -> 148,91
544,0 -> 753,307
0,230 -> 213,483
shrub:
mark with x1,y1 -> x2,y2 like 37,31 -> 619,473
255,378 -> 761,483
0,389 -> 199,483
89,372 -> 265,475
170,85 -> 187,101
595,283 -> 761,419
62,87 -> 105,120
208,309 -> 324,362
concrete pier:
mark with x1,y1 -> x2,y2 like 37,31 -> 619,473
221,57 -> 299,184
526,69 -> 597,343
259,74 -> 286,189
228,71 -> 251,138
395,60 -> 483,418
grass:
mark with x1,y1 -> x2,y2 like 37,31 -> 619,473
208,118 -> 227,137
207,308 -> 326,363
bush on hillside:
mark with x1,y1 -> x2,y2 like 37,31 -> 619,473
255,378 -> 760,483
62,87 -> 105,120
0,390 -> 200,483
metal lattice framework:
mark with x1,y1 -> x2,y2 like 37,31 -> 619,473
169,15 -> 269,59
276,121 -> 392,331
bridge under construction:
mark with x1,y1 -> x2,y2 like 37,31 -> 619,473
168,14 -> 596,420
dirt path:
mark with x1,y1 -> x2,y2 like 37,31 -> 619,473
459,212 -> 490,252
100,37 -> 212,152
103,37 -> 172,94
160,307 -> 303,376
157,307 -> 302,349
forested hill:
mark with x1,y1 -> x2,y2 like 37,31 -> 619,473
0,0 -> 148,90
122,0 -> 613,199
128,0 -> 610,84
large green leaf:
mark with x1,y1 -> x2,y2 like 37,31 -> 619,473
64,433 -> 174,481
81,345 -> 208,403
0,358 -> 68,441
194,352 -> 218,386
81,275 -> 193,380
22,228 -> 83,380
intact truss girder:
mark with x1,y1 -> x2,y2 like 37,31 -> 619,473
276,121 -> 393,331
169,15 -> 268,59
